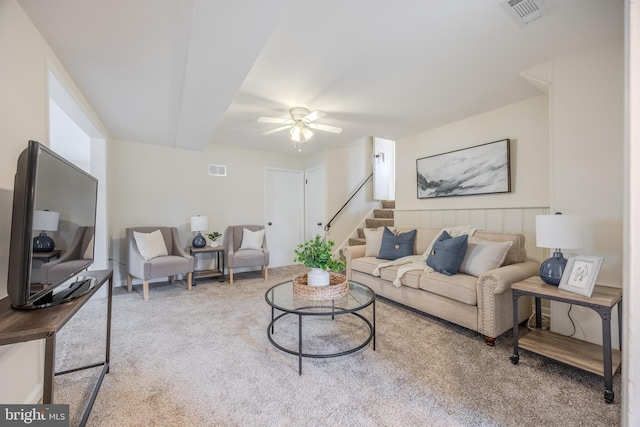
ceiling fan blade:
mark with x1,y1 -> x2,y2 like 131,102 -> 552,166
308,123 -> 343,134
258,116 -> 289,124
303,110 -> 326,122
262,125 -> 291,135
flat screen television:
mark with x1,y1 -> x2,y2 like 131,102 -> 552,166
7,140 -> 99,309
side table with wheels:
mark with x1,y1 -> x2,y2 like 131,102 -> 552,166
510,276 -> 622,403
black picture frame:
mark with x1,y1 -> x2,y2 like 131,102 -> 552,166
416,139 -> 511,199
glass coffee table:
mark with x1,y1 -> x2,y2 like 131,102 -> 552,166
265,280 -> 375,375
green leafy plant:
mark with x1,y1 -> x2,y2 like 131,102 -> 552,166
207,231 -> 222,242
293,235 -> 346,272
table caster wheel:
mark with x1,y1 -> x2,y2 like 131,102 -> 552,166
509,354 -> 519,365
604,389 -> 614,404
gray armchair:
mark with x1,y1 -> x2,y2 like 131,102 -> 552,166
126,226 -> 194,300
226,225 -> 269,284
40,226 -> 94,285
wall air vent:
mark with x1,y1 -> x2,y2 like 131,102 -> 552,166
208,164 -> 227,176
500,0 -> 549,27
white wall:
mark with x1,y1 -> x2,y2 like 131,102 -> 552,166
549,38 -> 624,347
0,0 -> 110,404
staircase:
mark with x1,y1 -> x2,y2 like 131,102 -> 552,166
348,200 -> 395,246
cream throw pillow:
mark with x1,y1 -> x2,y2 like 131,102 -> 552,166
459,237 -> 512,277
134,230 -> 168,261
363,226 -> 396,257
240,228 -> 265,250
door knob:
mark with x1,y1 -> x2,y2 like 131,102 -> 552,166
268,222 -> 272,226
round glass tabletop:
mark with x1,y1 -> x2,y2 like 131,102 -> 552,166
265,280 -> 375,315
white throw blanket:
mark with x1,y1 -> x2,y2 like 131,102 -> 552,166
372,225 -> 477,288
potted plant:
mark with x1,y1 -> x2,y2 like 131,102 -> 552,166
207,231 -> 222,247
293,235 -> 346,286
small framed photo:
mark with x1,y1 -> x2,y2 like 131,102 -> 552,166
559,254 -> 604,297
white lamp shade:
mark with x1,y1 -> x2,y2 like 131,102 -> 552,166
190,215 -> 208,232
33,210 -> 60,231
535,214 -> 583,249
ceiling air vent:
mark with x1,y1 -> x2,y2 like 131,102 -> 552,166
500,0 -> 549,27
208,164 -> 227,177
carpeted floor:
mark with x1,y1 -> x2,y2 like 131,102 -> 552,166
54,265 -> 621,426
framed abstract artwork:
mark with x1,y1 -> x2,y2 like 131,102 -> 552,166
416,139 -> 511,199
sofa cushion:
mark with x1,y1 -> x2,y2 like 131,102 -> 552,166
378,265 -> 423,289
419,272 -> 478,306
363,226 -> 396,257
474,231 -> 526,265
377,228 -> 416,260
459,237 -> 513,277
426,231 -> 468,276
350,256 -> 385,276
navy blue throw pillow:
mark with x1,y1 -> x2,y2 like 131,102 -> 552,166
426,231 -> 469,276
377,227 -> 416,260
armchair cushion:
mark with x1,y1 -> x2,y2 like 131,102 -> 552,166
239,228 -> 265,251
134,230 -> 168,260
83,236 -> 94,260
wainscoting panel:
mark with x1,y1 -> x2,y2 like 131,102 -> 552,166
395,207 -> 550,262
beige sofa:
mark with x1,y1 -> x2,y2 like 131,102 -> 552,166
343,227 -> 539,345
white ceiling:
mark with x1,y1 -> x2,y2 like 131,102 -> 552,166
18,0 -> 623,154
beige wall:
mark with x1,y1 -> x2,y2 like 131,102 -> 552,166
0,0 -> 110,404
304,138 -> 379,249
548,38 -> 624,346
108,139 -> 304,281
396,95 -> 549,210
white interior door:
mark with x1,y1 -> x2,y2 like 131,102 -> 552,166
265,167 -> 304,267
305,166 -> 325,240
373,137 -> 396,200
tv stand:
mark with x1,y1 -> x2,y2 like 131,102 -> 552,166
0,269 -> 113,427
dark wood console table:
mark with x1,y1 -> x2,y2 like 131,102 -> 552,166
0,269 -> 113,426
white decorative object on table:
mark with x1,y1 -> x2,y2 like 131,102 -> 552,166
307,267 -> 330,286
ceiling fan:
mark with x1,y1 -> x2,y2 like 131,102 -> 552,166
258,107 -> 342,147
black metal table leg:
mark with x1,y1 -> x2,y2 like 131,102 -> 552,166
373,298 -> 376,351
298,314 -> 302,375
600,305 -> 614,403
510,290 -> 520,365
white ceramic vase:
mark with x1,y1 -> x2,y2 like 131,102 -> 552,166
307,267 -> 330,286
210,241 -> 219,247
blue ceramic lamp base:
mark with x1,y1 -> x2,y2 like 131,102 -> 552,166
192,232 -> 206,248
539,251 -> 567,286
33,231 -> 55,253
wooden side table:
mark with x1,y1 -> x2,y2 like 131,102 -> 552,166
510,276 -> 622,403
188,246 -> 225,283
0,269 -> 113,427
32,249 -> 61,262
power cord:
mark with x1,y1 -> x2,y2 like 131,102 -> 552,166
526,312 -> 551,330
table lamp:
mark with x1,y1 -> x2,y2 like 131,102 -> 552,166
190,215 -> 208,248
33,209 -> 60,252
535,213 -> 583,286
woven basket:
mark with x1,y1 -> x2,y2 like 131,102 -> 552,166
293,272 -> 348,301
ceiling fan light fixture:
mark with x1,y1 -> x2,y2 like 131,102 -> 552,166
290,123 -> 313,143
